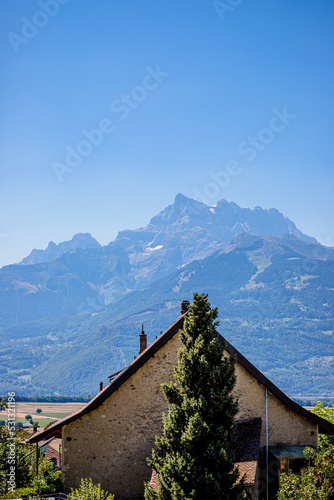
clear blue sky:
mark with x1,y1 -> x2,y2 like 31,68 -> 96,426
1,0 -> 333,268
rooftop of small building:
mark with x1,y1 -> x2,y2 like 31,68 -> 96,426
28,301 -> 334,444
230,417 -> 262,487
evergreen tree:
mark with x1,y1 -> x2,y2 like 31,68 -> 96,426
145,293 -> 244,500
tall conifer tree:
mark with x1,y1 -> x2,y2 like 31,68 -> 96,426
145,293 -> 244,500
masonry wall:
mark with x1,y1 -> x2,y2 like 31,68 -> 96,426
62,332 -> 318,499
233,361 -> 318,449
62,334 -> 183,500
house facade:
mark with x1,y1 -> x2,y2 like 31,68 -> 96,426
29,302 -> 334,500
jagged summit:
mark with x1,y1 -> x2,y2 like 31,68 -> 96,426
174,192 -> 189,206
19,232 -> 101,265
18,195 -> 317,273
1,195 -> 332,397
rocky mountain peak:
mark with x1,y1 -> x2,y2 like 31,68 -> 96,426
19,232 -> 101,266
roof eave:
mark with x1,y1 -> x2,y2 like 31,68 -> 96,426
28,313 -> 187,444
28,312 -> 334,443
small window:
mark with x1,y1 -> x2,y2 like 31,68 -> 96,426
289,458 -> 307,474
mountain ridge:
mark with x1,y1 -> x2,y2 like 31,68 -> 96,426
1,195 -> 332,397
1,232 -> 332,397
19,232 -> 101,266
0,196 -> 320,331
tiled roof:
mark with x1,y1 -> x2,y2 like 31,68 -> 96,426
43,444 -> 61,467
149,470 -> 159,491
229,417 -> 262,487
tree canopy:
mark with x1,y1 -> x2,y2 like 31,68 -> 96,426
145,293 -> 244,500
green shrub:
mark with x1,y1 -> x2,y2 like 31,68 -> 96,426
31,458 -> 62,494
0,427 -> 32,494
69,478 -> 114,500
2,486 -> 36,498
311,402 -> 334,449
277,446 -> 334,500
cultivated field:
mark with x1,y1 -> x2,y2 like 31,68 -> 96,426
10,402 -> 85,428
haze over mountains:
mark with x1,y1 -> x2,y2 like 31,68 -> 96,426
0,195 -> 333,397
19,233 -> 101,266
0,194 -> 317,328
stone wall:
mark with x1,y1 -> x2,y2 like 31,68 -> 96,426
62,332 -> 318,499
233,361 -> 318,448
62,333 -> 183,499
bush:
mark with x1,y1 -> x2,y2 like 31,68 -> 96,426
69,478 -> 114,500
25,414 -> 32,421
36,409 -> 42,414
311,402 -> 334,449
0,426 -> 62,496
0,427 -> 32,494
31,458 -> 62,494
1,486 -> 36,498
277,446 -> 334,500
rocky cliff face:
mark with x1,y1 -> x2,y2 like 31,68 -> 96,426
113,193 -> 316,283
2,232 -> 333,397
19,233 -> 101,265
0,194 -> 318,329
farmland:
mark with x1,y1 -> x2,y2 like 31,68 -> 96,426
0,402 -> 85,428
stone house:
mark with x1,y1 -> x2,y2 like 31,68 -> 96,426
29,302 -> 334,500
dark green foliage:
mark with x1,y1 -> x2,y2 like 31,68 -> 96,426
311,402 -> 334,449
30,457 -> 62,494
145,294 -> 244,500
0,427 -> 62,496
68,478 -> 114,500
0,397 -> 7,410
277,447 -> 334,500
0,427 -> 32,494
12,395 -> 93,402
277,406 -> 334,499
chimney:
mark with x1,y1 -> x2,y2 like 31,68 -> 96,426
139,324 -> 147,354
180,300 -> 190,315
99,382 -> 103,392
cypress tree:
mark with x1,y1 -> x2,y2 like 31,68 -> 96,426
145,293 -> 244,500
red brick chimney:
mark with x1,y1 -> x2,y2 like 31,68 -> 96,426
139,324 -> 147,354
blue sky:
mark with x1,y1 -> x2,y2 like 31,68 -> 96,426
0,0 -> 333,267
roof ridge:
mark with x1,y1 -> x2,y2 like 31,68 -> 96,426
28,311 -> 334,443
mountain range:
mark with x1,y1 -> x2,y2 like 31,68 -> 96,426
0,194 -> 333,397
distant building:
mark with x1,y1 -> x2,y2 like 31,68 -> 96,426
29,302 -> 334,500
42,444 -> 61,469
